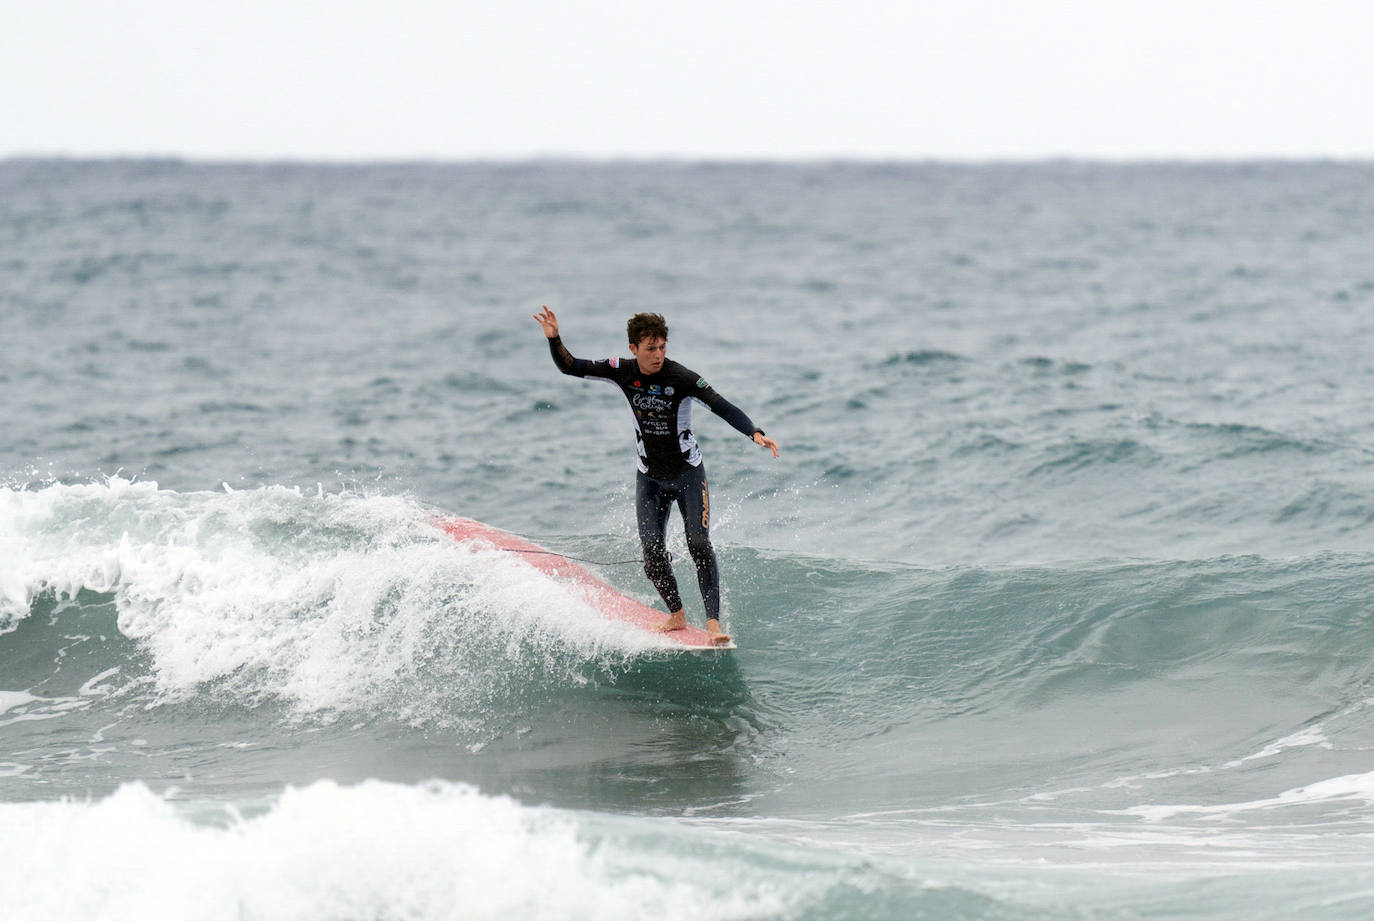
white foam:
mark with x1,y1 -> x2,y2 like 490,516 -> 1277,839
0,780 -> 791,921
1027,724 -> 1338,807
0,690 -> 38,715
0,693 -> 90,729
0,480 -> 666,721
1122,770 -> 1374,823
79,667 -> 121,696
1225,725 -> 1333,767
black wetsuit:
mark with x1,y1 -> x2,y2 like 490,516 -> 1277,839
548,336 -> 762,619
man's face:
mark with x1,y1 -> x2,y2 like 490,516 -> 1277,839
630,336 -> 666,374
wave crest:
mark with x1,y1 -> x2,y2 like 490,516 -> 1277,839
1,480 -> 666,727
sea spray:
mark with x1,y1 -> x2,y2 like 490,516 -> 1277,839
1,481 -> 666,724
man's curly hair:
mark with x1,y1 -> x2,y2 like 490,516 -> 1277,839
627,313 -> 668,346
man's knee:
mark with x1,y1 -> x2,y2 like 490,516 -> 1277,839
686,535 -> 714,563
642,542 -> 672,576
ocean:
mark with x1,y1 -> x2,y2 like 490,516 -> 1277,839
3,158 -> 1374,920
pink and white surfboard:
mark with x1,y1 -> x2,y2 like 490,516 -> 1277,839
435,517 -> 735,651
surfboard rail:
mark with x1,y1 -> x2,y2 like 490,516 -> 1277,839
434,517 -> 735,650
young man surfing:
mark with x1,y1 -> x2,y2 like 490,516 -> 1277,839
533,306 -> 779,646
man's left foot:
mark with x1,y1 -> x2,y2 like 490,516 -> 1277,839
705,619 -> 732,646
657,610 -> 688,632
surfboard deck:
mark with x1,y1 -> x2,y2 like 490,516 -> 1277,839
435,517 -> 736,651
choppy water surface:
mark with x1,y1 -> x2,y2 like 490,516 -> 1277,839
4,159 -> 1374,919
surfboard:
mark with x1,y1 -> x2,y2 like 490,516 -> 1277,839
435,517 -> 736,651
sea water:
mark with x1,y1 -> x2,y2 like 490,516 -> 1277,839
4,158 -> 1374,919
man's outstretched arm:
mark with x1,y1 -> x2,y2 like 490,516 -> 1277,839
533,305 -> 613,379
696,386 -> 781,458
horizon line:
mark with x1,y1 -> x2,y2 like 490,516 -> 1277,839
6,150 -> 1374,167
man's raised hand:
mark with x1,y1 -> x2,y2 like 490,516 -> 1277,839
533,305 -> 560,339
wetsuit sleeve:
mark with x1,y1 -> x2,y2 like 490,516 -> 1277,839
694,383 -> 762,438
547,336 -> 617,381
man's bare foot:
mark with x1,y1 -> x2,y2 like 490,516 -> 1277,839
657,610 -> 687,632
706,618 -> 732,646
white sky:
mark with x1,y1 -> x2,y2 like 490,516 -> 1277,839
4,0 -> 1373,160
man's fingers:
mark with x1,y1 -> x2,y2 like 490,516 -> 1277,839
533,306 -> 559,335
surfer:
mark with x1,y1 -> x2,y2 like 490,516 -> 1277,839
533,305 -> 779,646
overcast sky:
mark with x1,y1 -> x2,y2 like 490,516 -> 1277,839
4,0 -> 1372,160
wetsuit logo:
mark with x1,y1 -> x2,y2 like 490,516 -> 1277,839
696,378 -> 708,388
664,386 -> 674,396
631,393 -> 671,413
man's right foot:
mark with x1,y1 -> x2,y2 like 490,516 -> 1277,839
657,610 -> 687,632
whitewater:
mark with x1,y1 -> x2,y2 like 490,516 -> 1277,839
4,159 -> 1374,919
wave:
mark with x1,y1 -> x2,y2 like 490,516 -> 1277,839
8,776 -> 1374,921
0,480 -> 687,732
1025,437 -> 1159,477
8,481 -> 1374,818
0,779 -> 1000,921
880,349 -> 967,367
717,547 -> 1374,815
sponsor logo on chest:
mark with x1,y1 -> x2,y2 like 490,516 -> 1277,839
632,393 -> 672,414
